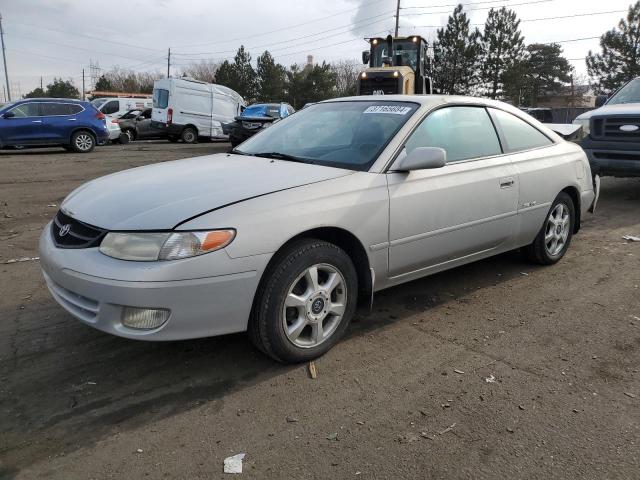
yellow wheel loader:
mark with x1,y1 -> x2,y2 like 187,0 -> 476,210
357,35 -> 433,95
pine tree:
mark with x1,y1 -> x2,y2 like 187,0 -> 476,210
256,51 -> 286,102
479,7 -> 525,99
214,60 -> 235,89
94,75 -> 113,91
432,4 -> 482,95
46,78 -> 79,99
232,46 -> 258,102
587,1 -> 640,93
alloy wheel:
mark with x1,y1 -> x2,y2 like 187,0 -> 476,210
75,134 -> 93,151
544,203 -> 570,256
282,263 -> 347,348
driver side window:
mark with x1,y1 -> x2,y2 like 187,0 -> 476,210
405,106 -> 502,163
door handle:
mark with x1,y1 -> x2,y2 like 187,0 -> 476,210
31,120 -> 43,123
500,177 -> 515,188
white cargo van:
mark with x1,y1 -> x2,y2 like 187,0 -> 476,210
151,77 -> 245,143
91,97 -> 153,118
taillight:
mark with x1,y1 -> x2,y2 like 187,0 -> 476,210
96,111 -> 105,120
111,119 -> 119,124
167,108 -> 173,125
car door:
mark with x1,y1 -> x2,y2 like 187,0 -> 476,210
386,105 -> 519,279
100,100 -> 120,117
0,102 -> 43,144
39,102 -> 77,142
136,109 -> 152,138
487,108 -> 560,246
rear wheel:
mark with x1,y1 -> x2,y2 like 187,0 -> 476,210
524,192 -> 575,265
181,127 -> 197,144
70,131 -> 95,153
249,239 -> 358,363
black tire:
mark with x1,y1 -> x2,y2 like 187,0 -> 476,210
249,239 -> 358,363
167,135 -> 180,143
524,192 -> 575,265
181,127 -> 198,144
123,129 -> 136,142
70,130 -> 95,153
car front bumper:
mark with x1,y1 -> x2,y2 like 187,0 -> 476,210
580,138 -> 640,177
39,224 -> 269,341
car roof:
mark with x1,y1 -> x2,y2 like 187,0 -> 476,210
247,103 -> 280,108
18,98 -> 87,104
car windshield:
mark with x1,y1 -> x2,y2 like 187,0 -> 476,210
242,104 -> 280,118
371,40 -> 419,71
91,98 -> 107,108
235,100 -> 419,171
607,78 -> 640,105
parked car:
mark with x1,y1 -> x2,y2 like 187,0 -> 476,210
223,102 -> 295,148
151,77 -> 245,143
40,95 -> 597,363
117,108 -> 165,141
91,97 -> 153,119
104,115 -> 125,144
573,76 -> 640,177
0,98 -> 109,153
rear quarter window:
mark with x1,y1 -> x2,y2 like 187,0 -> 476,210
490,108 -> 553,152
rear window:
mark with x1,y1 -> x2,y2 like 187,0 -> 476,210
40,103 -> 83,116
153,89 -> 169,109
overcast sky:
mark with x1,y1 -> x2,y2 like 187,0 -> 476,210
0,0 -> 636,98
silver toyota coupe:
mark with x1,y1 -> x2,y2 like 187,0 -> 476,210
40,95 -> 598,363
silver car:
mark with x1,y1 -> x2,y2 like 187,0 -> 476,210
39,96 -> 597,363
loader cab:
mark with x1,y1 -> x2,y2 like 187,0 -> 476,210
358,35 -> 433,95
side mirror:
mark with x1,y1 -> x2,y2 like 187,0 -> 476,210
595,95 -> 608,108
3,111 -> 15,119
392,147 -> 447,171
362,50 -> 370,65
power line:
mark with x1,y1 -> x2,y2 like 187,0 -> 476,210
173,13 -> 394,57
173,0 -> 390,49
403,0 -> 554,17
10,20 -> 164,53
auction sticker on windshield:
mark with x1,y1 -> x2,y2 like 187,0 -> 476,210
363,105 -> 412,115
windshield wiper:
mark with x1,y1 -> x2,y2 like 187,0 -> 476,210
252,152 -> 314,164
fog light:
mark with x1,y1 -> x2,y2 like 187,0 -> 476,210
121,307 -> 170,330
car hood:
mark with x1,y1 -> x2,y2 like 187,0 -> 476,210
61,154 -> 352,230
575,102 -> 640,120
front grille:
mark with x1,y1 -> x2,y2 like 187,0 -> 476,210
592,116 -> 640,141
52,210 -> 106,249
359,77 -> 399,95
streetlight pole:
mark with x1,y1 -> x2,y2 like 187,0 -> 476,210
0,13 -> 11,101
394,0 -> 400,37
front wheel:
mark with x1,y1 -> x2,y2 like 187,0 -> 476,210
249,239 -> 358,363
70,131 -> 95,153
123,129 -> 136,142
524,192 -> 575,265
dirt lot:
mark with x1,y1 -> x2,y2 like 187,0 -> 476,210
0,141 -> 638,479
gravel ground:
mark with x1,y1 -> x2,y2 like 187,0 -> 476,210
0,141 -> 638,480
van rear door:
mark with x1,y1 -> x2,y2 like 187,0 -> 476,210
152,88 -> 169,124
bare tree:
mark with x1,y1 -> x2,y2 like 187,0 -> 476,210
99,67 -> 163,94
180,59 -> 220,83
330,60 -> 360,97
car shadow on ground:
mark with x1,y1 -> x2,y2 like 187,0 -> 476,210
0,248 -> 536,472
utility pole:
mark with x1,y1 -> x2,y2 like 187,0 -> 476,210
167,47 -> 171,78
40,76 -> 43,90
394,0 -> 400,37
0,13 -> 11,101
82,68 -> 85,100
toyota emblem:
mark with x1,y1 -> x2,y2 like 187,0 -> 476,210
59,224 -> 72,237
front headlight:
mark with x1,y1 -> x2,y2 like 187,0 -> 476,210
99,230 -> 236,261
573,118 -> 590,138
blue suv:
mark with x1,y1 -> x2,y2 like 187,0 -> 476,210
0,98 -> 109,153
